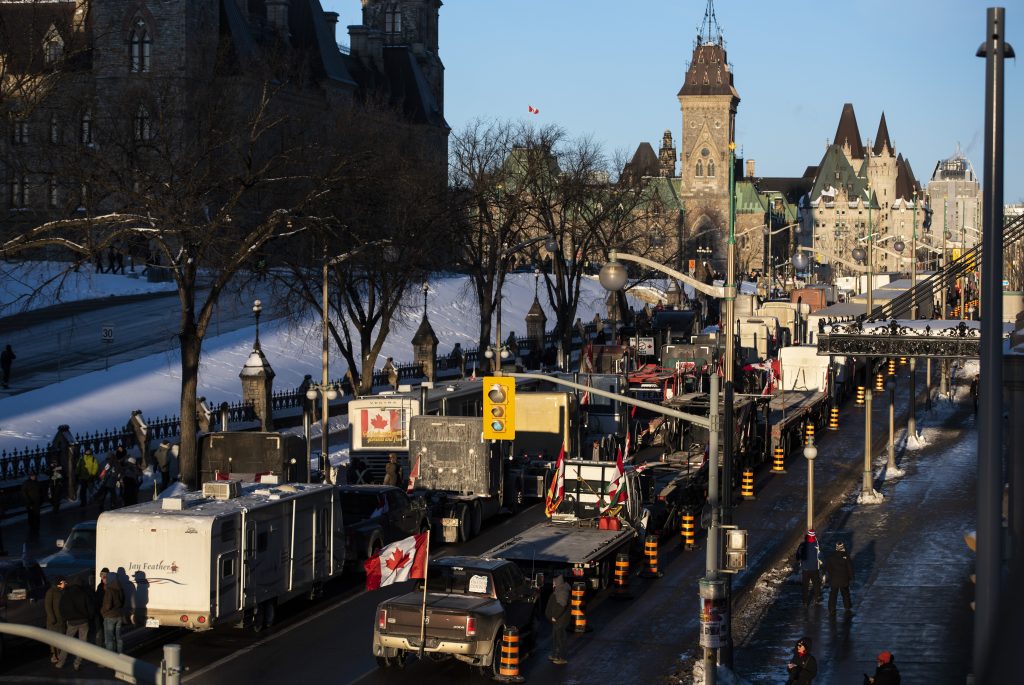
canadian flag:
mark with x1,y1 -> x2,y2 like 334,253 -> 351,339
364,532 -> 428,591
528,105 -> 540,114
581,374 -> 592,406
544,444 -> 566,517
602,447 -> 627,514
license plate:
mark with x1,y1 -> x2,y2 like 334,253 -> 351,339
145,618 -> 160,628
442,518 -> 458,527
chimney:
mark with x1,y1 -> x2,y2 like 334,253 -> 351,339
323,11 -> 339,42
266,0 -> 291,38
746,159 -> 756,178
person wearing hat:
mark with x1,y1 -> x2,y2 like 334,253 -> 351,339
824,540 -> 855,616
21,471 -> 45,539
786,636 -> 817,684
795,530 -> 822,606
121,456 -> 142,506
76,448 -> 99,507
544,574 -> 571,665
44,575 -> 67,664
383,453 -> 401,487
100,569 -> 126,653
866,650 -> 901,684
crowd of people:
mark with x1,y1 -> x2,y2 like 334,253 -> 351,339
44,568 -> 129,671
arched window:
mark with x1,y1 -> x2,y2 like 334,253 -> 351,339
707,161 -> 715,177
385,4 -> 401,34
134,105 -> 152,141
80,110 -> 92,144
695,161 -> 703,177
130,19 -> 151,73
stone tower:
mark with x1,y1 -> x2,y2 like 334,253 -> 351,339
658,130 -> 677,177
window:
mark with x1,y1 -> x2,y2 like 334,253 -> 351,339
12,120 -> 28,145
80,111 -> 92,144
695,161 -> 703,177
385,4 -> 401,34
707,161 -> 715,177
10,175 -> 27,208
221,557 -> 235,578
134,105 -> 152,141
130,20 -> 151,73
50,115 -> 59,144
48,177 -> 58,208
45,40 -> 62,64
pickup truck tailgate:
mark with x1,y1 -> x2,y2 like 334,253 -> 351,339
386,593 -> 493,639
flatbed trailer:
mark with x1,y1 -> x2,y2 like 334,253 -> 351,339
766,389 -> 829,455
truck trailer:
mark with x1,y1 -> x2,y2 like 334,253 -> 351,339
95,480 -> 345,631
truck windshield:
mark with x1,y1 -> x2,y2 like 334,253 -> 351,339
425,566 -> 493,597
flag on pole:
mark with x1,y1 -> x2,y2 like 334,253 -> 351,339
602,447 -> 627,514
544,445 -> 566,517
581,374 -> 592,406
364,532 -> 428,591
407,453 -> 422,493
624,422 -> 631,458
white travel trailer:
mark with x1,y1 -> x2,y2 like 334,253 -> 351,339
95,481 -> 345,631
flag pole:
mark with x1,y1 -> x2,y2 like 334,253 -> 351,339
418,529 -> 430,659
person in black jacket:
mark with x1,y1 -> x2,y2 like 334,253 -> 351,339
545,575 -> 572,665
55,578 -> 94,670
866,650 -> 901,684
786,636 -> 818,684
824,541 -> 855,616
21,471 -> 45,539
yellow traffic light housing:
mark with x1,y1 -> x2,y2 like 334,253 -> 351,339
482,376 -> 516,440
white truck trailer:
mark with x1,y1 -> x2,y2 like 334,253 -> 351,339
95,480 -> 345,631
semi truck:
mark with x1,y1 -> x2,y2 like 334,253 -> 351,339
483,459 -> 645,590
95,480 -> 345,632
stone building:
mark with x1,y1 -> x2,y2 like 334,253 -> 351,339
926,146 -> 982,263
0,0 -> 447,233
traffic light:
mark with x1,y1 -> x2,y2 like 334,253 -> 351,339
482,376 -> 516,440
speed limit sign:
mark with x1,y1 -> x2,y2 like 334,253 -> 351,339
101,324 -> 114,344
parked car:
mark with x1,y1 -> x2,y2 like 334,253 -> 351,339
39,520 -> 96,584
372,556 -> 539,675
0,558 -> 50,661
338,485 -> 430,564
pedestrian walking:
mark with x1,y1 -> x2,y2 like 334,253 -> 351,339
21,471 -> 45,539
94,251 -> 105,273
94,568 -> 108,645
824,541 -> 854,616
76,448 -> 99,506
1,344 -> 14,388
106,245 -> 116,274
114,247 -> 125,274
95,455 -> 121,511
865,650 -> 901,684
121,457 -> 142,506
100,570 -> 125,653
785,636 -> 817,684
545,574 -> 571,665
383,357 -> 398,390
56,577 -> 94,671
383,453 -> 401,487
795,529 -> 822,606
44,575 -> 66,664
153,439 -> 171,492
48,460 -> 65,514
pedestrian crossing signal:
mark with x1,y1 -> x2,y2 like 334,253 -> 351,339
482,376 -> 516,440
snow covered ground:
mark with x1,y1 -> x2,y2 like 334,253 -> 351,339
0,267 -> 639,452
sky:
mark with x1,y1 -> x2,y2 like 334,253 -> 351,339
326,0 -> 1022,200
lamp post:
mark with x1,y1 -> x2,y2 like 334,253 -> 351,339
252,299 -> 263,348
804,439 -> 817,531
886,374 -> 897,473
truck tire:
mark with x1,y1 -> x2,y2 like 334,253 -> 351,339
477,635 -> 502,678
470,500 -> 483,539
456,503 -> 472,543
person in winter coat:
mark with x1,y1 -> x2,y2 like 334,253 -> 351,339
383,453 -> 401,487
56,578 -> 94,670
95,455 -> 121,511
824,541 -> 855,615
153,440 -> 171,492
21,472 -> 45,539
48,461 -> 65,514
786,636 -> 818,684
100,571 -> 126,653
866,650 -> 901,684
383,357 -> 398,390
121,457 -> 142,506
44,576 -> 66,664
795,529 -> 822,606
76,448 -> 99,507
545,574 -> 572,665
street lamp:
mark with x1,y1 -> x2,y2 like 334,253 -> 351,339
852,212 -> 883,504
252,299 -> 263,348
804,440 -> 817,531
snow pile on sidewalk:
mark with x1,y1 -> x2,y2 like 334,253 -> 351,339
857,489 -> 885,504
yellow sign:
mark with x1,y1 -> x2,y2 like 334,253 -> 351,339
482,377 -> 516,440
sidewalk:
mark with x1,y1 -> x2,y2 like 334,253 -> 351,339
731,388 -> 976,683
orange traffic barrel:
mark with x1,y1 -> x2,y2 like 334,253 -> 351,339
875,372 -> 885,392
772,446 -> 786,474
804,422 -> 815,446
741,469 -> 755,500
828,406 -> 840,431
571,582 -> 587,633
612,552 -> 631,599
682,513 -> 696,549
855,385 -> 865,406
900,356 -> 908,366
642,535 -> 662,578
496,625 -> 525,682
888,358 -> 896,376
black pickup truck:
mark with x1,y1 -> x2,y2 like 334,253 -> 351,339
372,556 -> 539,675
338,485 -> 431,564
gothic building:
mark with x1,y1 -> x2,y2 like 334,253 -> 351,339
927,146 -> 981,257
0,0 -> 447,230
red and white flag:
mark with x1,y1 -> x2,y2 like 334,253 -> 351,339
407,453 -> 422,493
365,532 -> 428,591
602,447 -> 627,514
528,105 -> 540,114
580,374 -> 592,406
544,444 -> 566,517
623,423 -> 631,458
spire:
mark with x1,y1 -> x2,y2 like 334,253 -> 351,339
872,112 -> 893,155
698,0 -> 724,46
833,103 -> 865,159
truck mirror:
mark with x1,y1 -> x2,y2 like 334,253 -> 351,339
532,572 -> 545,589
56,539 -> 65,549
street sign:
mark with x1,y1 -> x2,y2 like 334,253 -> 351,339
634,337 -> 655,356
688,259 -> 696,274
482,376 -> 516,440
101,324 -> 115,344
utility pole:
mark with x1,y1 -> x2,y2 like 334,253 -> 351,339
699,373 -> 723,685
720,141 -> 737,668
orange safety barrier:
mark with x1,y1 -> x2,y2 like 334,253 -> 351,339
571,582 -> 587,633
900,356 -> 908,366
875,372 -> 885,392
804,422 -> 815,446
855,385 -> 865,406
682,513 -> 696,549
496,625 -> 525,682
741,469 -> 755,500
613,552 -> 631,599
772,446 -> 786,473
828,406 -> 840,431
888,358 -> 896,376
642,535 -> 662,578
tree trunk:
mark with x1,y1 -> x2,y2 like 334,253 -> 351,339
178,327 -> 202,490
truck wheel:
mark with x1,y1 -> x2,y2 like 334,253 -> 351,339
375,655 -> 392,668
477,636 -> 502,678
456,503 -> 472,542
470,500 -> 483,538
